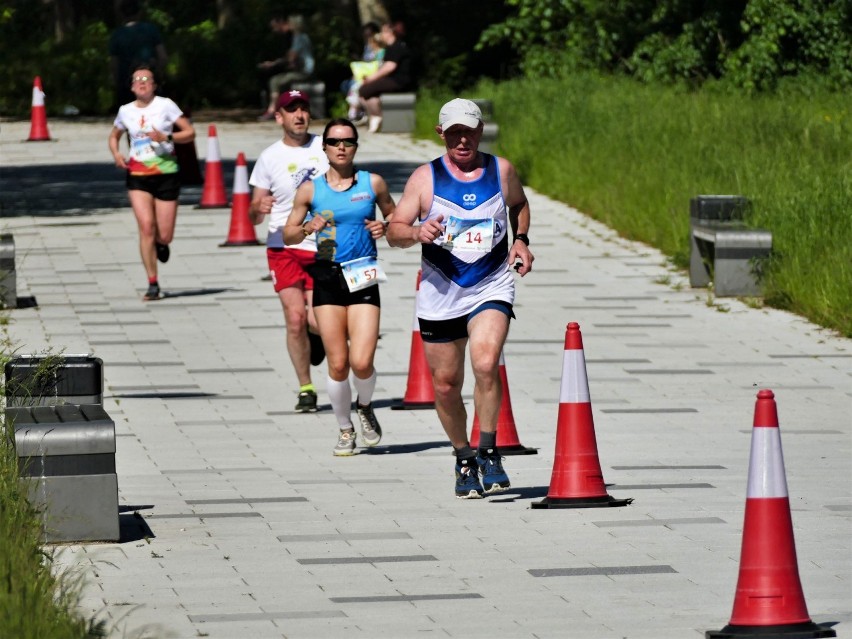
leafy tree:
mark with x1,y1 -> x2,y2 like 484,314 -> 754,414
478,0 -> 852,91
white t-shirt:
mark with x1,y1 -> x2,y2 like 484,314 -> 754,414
113,96 -> 183,175
249,134 -> 328,250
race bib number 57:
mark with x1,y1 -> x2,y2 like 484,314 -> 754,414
341,256 -> 388,292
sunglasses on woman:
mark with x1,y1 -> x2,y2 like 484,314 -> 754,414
325,137 -> 358,148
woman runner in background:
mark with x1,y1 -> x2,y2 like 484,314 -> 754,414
108,66 -> 195,301
284,118 -> 395,455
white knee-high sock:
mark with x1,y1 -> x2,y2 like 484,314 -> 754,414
326,376 -> 353,429
352,369 -> 377,406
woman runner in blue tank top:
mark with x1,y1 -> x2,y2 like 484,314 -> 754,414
284,118 -> 395,456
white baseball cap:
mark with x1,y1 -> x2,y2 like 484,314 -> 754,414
438,98 -> 482,131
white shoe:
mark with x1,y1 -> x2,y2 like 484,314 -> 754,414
368,116 -> 382,133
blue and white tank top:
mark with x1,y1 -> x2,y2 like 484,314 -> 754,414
418,153 -> 514,320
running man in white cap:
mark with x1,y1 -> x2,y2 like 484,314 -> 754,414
387,98 -> 534,498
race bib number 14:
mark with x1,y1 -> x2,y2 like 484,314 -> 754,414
443,216 -> 494,252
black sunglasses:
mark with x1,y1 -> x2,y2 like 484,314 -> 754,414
324,137 -> 358,148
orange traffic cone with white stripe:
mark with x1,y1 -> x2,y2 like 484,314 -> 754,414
27,77 -> 51,142
470,350 -> 537,454
219,152 -> 259,247
532,322 -> 632,509
197,124 -> 228,208
706,390 -> 835,639
391,270 -> 435,410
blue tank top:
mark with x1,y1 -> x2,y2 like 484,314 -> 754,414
311,170 -> 377,263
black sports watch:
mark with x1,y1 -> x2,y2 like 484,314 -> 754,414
167,134 -> 174,143
514,233 -> 529,246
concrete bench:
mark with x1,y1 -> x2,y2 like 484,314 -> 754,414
381,92 -> 416,133
471,98 -> 499,154
689,195 -> 772,297
5,354 -> 104,407
290,81 -> 327,119
8,404 -> 119,543
1,233 -> 16,309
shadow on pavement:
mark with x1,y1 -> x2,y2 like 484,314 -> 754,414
2,159 -> 421,218
362,440 -> 452,455
118,507 -> 156,543
0,161 -> 235,217
161,287 -> 241,299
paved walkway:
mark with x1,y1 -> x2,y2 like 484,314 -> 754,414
1,118 -> 850,639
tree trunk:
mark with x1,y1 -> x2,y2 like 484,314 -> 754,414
46,0 -> 75,43
357,0 -> 389,25
216,0 -> 236,30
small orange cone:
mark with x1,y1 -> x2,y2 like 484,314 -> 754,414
470,350 -> 537,454
27,77 -> 51,142
532,322 -> 632,509
219,152 -> 259,247
391,270 -> 435,410
196,124 -> 228,209
705,390 -> 835,639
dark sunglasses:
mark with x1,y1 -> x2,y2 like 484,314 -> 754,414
324,137 -> 358,148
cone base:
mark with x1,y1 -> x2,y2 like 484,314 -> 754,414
531,494 -> 633,509
390,400 -> 435,411
706,621 -> 836,639
498,445 -> 539,456
219,240 -> 261,247
26,137 -> 52,142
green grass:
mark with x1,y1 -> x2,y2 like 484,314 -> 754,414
415,75 -> 852,337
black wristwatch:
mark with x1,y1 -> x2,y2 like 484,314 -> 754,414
167,134 -> 174,143
514,233 -> 529,245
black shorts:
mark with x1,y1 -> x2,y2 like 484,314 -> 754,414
311,262 -> 381,308
126,173 -> 181,201
419,301 -> 515,343
359,77 -> 407,100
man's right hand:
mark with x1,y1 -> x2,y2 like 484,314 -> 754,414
416,215 -> 445,244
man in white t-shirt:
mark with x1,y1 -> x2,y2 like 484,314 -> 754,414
249,89 -> 329,411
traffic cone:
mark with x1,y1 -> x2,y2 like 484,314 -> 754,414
532,322 -> 632,509
219,153 -> 259,247
196,124 -> 228,209
27,77 -> 51,142
391,270 -> 435,410
470,350 -> 537,454
706,390 -> 835,639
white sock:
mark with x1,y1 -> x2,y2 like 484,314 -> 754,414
326,376 -> 353,429
352,369 -> 377,407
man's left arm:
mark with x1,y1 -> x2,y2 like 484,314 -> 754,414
500,158 -> 533,276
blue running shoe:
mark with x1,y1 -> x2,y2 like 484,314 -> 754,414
455,457 -> 484,499
477,449 -> 511,494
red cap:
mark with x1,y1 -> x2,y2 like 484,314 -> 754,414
276,89 -> 310,111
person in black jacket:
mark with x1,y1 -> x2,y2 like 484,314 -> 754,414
357,22 -> 413,133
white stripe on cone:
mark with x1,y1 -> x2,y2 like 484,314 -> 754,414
746,426 -> 789,498
233,154 -> 249,193
32,85 -> 45,107
206,126 -> 222,162
560,350 -> 590,403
